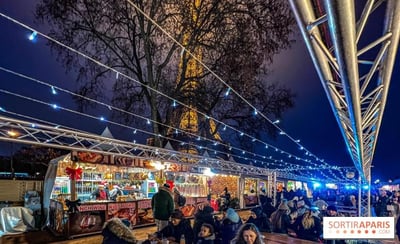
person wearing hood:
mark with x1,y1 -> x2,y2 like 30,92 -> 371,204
102,218 -> 137,244
196,223 -> 215,244
193,203 -> 216,243
156,210 -> 194,244
246,207 -> 272,233
152,183 -> 174,231
270,201 -> 291,234
215,208 -> 242,244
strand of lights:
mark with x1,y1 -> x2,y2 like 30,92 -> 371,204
1,12 -> 330,167
0,89 -> 346,178
0,13 -> 340,171
0,65 -> 325,169
124,1 -> 331,166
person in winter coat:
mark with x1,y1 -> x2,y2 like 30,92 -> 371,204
215,208 -> 242,244
246,207 -> 272,233
193,204 -> 216,243
292,208 -> 322,242
197,223 -> 215,244
156,210 -> 194,244
102,218 -> 137,244
270,201 -> 291,234
261,197 -> 276,218
152,184 -> 174,231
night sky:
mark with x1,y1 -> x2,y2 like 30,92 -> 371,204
0,1 -> 399,181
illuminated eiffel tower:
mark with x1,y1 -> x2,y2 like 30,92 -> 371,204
167,0 -> 223,161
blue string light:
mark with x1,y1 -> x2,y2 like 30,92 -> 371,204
224,88 -> 231,97
51,86 -> 57,95
28,31 -> 37,42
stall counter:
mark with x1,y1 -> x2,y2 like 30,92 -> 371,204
48,198 -> 153,239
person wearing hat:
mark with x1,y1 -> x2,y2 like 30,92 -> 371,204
102,217 -> 137,244
246,206 -> 272,233
91,184 -> 109,200
322,205 -> 345,244
155,210 -> 194,244
325,205 -> 341,217
152,183 -> 174,231
193,204 -> 216,243
270,201 -> 291,234
214,208 -> 242,244
197,223 -> 215,244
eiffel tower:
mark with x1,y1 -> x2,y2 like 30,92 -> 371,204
167,0 -> 223,161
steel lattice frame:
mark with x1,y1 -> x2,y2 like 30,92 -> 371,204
0,115 -> 297,179
290,0 -> 400,216
0,114 -> 354,184
289,0 -> 400,183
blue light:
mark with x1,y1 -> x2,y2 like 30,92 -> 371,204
240,132 -> 244,136
52,104 -> 58,109
313,182 -> 321,188
0,107 -> 5,112
362,185 -> 369,190
133,129 -> 137,134
28,31 -> 38,42
31,123 -> 36,128
100,116 -> 105,121
51,86 -> 57,95
147,119 -> 151,125
225,88 -> 231,97
172,100 -> 177,107
223,125 -> 227,131
254,109 -> 258,115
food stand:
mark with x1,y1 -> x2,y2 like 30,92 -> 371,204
46,152 -> 160,238
46,152 -> 214,238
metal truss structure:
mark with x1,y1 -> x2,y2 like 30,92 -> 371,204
0,114 -> 354,184
290,0 -> 400,216
289,0 -> 400,184
0,115 -> 301,179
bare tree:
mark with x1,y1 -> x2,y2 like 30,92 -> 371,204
36,0 -> 296,149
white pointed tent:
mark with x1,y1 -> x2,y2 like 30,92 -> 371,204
43,127 -> 114,226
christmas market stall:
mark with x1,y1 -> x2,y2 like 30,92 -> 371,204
44,152 -> 160,238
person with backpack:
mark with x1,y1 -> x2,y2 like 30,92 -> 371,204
174,188 -> 186,209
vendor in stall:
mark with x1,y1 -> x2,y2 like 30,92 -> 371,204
109,185 -> 124,201
91,184 -> 109,200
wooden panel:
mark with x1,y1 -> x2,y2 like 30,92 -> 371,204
0,180 -> 43,201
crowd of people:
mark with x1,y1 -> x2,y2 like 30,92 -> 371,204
101,185 -> 400,244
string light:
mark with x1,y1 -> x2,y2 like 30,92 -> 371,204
0,13 -> 350,180
224,88 -> 231,97
28,31 -> 37,41
5,86 -> 338,177
51,86 -> 57,95
0,17 -> 329,171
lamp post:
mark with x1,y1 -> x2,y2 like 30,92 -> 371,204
7,130 -> 19,179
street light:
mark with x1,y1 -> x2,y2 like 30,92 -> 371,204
7,130 -> 19,179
